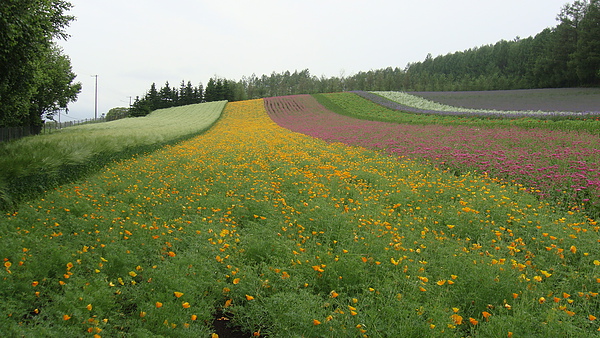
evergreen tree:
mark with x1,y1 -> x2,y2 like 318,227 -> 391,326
574,0 -> 600,84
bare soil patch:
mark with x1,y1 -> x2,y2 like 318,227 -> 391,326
408,88 -> 600,112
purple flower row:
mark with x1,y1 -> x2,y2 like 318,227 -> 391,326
351,91 -> 600,119
264,94 -> 600,213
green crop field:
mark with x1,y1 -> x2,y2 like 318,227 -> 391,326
1,95 -> 599,337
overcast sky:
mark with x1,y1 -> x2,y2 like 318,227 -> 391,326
57,0 -> 569,120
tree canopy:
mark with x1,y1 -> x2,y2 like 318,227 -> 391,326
0,0 -> 81,131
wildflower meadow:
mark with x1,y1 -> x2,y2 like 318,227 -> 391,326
1,97 -> 599,337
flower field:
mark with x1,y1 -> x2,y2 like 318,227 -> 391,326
409,88 -> 600,113
273,93 -> 600,218
1,98 -> 599,336
0,101 -> 226,209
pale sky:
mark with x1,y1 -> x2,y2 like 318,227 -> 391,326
57,0 -> 570,120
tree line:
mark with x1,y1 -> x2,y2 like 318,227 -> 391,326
130,0 -> 599,115
403,0 -> 600,91
0,0 -> 81,133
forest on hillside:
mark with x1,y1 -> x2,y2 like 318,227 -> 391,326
130,0 -> 600,116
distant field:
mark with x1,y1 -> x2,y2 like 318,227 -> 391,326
409,88 -> 600,112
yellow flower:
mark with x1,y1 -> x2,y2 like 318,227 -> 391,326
182,302 -> 190,308
174,291 -> 184,298
245,295 -> 254,301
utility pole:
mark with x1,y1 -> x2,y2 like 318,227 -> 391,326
91,75 -> 98,119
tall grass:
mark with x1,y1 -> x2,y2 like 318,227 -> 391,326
0,101 -> 225,209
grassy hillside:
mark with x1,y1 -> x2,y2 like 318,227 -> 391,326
1,98 -> 598,337
0,101 -> 226,209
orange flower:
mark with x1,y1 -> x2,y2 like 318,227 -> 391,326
182,302 -> 190,308
589,314 -> 597,321
313,319 -> 321,325
232,278 -> 240,284
330,291 -> 339,298
174,291 -> 184,298
482,311 -> 492,320
245,295 -> 254,301
191,314 -> 198,321
469,317 -> 479,325
63,314 -> 71,321
450,314 -> 463,325
156,301 -> 163,308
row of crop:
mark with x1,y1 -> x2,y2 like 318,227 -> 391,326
2,98 -> 599,336
0,101 -> 226,210
369,91 -> 600,119
267,93 -> 600,218
324,91 -> 600,135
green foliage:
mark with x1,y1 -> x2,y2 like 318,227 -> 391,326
0,101 -> 226,210
130,81 -> 204,117
0,0 -> 80,130
105,107 -> 130,121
